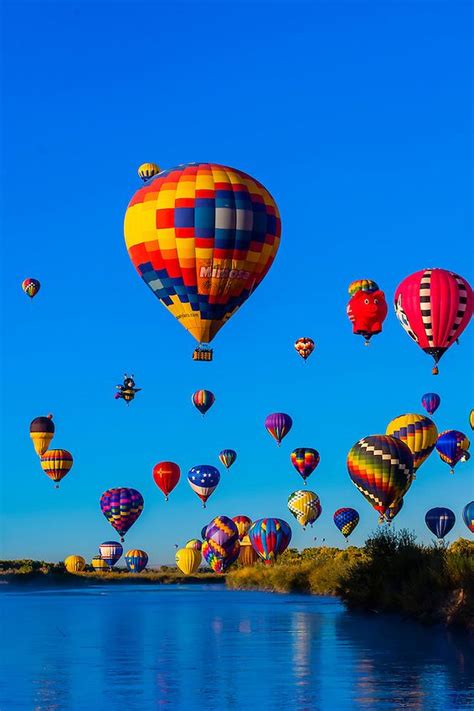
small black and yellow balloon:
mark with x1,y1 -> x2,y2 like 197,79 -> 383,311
29,414 -> 55,456
137,162 -> 160,182
91,556 -> 108,572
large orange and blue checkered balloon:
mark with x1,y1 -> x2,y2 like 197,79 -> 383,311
435,430 -> 470,473
347,435 -> 414,517
248,518 -> 292,565
100,488 -> 144,541
386,413 -> 437,474
333,508 -> 359,539
394,268 -> 473,374
124,163 -> 281,347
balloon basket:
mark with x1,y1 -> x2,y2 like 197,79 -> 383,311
193,347 -> 213,362
432,366 -> 439,375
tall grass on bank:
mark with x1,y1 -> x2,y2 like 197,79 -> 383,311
227,531 -> 474,629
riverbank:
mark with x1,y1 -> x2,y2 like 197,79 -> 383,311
227,530 -> 474,632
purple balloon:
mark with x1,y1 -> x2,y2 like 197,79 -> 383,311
265,413 -> 293,445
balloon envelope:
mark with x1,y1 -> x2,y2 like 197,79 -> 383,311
202,539 -> 240,573
64,555 -> 85,573
91,556 -> 108,572
462,502 -> 474,533
176,548 -> 202,575
238,535 -> 259,566
421,393 -> 441,416
100,488 -> 144,540
40,449 -> 73,486
386,413 -> 437,473
192,390 -> 215,416
232,515 -> 252,541
425,508 -> 455,539
204,516 -> 239,553
290,448 -> 320,482
219,449 -> 237,469
333,508 -> 360,538
22,278 -> 40,298
287,490 -> 322,528
347,435 -> 414,516
125,549 -> 148,573
153,461 -> 180,500
187,465 -> 220,506
294,337 -> 315,360
29,415 -> 55,456
185,539 -> 202,551
99,541 -> 123,568
124,163 -> 281,346
436,430 -> 470,472
265,413 -> 293,445
248,518 -> 292,565
394,268 -> 473,373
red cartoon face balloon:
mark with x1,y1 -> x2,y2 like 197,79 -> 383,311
347,290 -> 388,342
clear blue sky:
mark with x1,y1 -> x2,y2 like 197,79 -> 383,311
1,0 -> 472,564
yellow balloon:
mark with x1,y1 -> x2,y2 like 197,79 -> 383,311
175,548 -> 201,575
91,556 -> 108,571
64,555 -> 85,573
137,162 -> 160,182
239,535 -> 259,566
386,413 -> 438,473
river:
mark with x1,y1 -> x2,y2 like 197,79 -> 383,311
1,584 -> 472,710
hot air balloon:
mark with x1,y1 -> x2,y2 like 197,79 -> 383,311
29,415 -> 55,456
202,539 -> 240,573
294,337 -> 315,361
435,430 -> 470,473
192,390 -> 215,416
265,413 -> 293,446
287,490 -> 322,529
152,461 -> 180,501
125,549 -> 148,573
425,508 -> 455,539
333,508 -> 360,539
115,374 -> 141,404
462,502 -> 474,533
385,498 -> 404,523
124,163 -> 281,360
98,541 -> 123,568
421,393 -> 441,416
238,535 -> 259,566
232,515 -> 252,541
22,278 -> 40,299
40,449 -> 73,488
137,162 -> 160,182
176,548 -> 202,575
187,465 -> 220,507
91,556 -> 108,572
386,413 -> 437,475
219,449 -> 237,469
470,409 -> 474,431
347,435 -> 414,519
204,516 -> 239,553
346,279 -> 388,344
185,539 -> 202,551
394,268 -> 473,374
290,448 -> 320,483
201,525 -> 208,540
248,518 -> 292,565
64,555 -> 85,573
100,488 -> 144,541
461,451 -> 471,463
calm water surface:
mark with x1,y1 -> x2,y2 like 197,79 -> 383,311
1,584 -> 473,710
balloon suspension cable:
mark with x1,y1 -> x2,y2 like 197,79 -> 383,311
450,468 -> 454,475
165,496 -> 169,502
202,503 -> 206,509
364,340 -> 370,347
55,484 -> 59,489
121,537 -> 125,543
